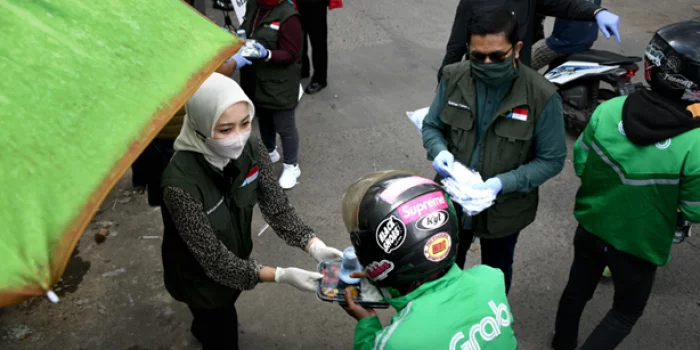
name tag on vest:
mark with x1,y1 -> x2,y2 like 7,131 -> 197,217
447,100 -> 471,110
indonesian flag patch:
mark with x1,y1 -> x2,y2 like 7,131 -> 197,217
511,107 -> 529,121
269,21 -> 280,30
241,165 -> 259,187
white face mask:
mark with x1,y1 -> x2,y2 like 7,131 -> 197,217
205,130 -> 251,160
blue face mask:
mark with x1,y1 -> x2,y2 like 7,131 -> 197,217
471,54 -> 519,86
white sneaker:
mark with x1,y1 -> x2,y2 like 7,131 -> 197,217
279,163 -> 301,189
269,149 -> 280,163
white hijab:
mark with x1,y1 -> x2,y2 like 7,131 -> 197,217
174,73 -> 256,170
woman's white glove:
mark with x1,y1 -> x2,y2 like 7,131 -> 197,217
274,267 -> 323,293
308,240 -> 344,263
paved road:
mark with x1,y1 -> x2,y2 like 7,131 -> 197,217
2,1 -> 700,349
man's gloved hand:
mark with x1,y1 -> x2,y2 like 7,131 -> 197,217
595,10 -> 621,43
308,239 -> 343,263
226,47 -> 252,70
274,267 -> 323,293
253,42 -> 269,59
472,177 -> 503,195
433,150 -> 455,178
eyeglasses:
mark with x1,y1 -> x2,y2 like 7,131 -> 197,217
469,47 -> 514,63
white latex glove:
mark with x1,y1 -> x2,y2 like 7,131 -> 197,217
274,267 -> 323,293
308,240 -> 343,263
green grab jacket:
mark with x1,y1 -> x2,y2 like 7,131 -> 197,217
353,264 -> 517,350
574,96 -> 700,266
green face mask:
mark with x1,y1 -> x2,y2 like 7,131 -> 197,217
471,54 -> 519,86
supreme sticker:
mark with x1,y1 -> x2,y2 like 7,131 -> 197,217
376,216 -> 407,254
415,210 -> 449,231
398,191 -> 448,224
366,260 -> 395,281
424,232 -> 451,262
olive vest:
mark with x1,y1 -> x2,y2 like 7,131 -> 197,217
240,2 -> 301,110
440,61 -> 556,238
160,137 -> 260,309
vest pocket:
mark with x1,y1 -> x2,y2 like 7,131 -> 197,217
441,105 -> 474,155
233,180 -> 258,209
485,191 -> 538,236
491,118 -> 535,172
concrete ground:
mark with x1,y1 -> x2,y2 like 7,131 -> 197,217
2,1 -> 700,349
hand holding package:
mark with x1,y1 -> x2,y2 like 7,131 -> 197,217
440,162 -> 496,216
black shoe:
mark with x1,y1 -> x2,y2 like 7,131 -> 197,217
305,82 -> 327,94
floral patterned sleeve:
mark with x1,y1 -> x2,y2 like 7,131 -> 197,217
162,186 -> 262,291
256,138 -> 316,250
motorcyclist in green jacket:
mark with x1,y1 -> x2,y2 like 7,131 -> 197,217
339,171 -> 517,350
552,19 -> 700,350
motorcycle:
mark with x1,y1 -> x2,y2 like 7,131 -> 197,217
544,49 -> 644,133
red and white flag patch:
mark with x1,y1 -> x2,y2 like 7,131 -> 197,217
511,107 -> 528,121
269,21 -> 280,30
241,165 -> 259,187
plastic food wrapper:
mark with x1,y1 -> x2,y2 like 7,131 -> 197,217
441,162 -> 496,216
406,107 -> 430,135
317,260 -> 390,309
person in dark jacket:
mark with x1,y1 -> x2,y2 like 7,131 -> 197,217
160,73 -> 342,349
437,0 -> 621,82
422,6 -> 567,294
239,0 -> 304,189
531,0 -> 603,71
298,0 -> 329,94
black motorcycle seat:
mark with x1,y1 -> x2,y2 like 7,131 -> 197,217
557,49 -> 641,66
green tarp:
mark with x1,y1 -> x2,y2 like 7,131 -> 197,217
0,0 -> 240,306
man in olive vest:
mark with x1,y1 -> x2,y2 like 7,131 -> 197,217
422,5 -> 567,294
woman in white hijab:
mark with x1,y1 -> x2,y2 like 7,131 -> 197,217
159,73 -> 342,349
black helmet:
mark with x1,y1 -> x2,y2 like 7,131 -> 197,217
644,19 -> 700,102
342,171 -> 460,289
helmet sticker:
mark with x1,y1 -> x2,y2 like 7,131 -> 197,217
366,260 -> 395,281
379,176 -> 437,203
682,90 -> 700,103
415,210 -> 449,231
645,44 -> 664,67
376,216 -> 407,254
398,191 -> 449,224
662,73 -> 697,89
424,232 -> 452,262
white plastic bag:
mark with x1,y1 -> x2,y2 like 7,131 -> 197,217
441,162 -> 496,216
406,107 -> 430,135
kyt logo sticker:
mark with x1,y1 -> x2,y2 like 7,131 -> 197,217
424,232 -> 451,262
376,216 -> 407,254
415,210 -> 449,231
366,260 -> 395,281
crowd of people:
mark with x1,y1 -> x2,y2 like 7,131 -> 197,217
128,0 -> 700,349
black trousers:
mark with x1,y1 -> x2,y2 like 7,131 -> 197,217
257,107 -> 299,165
298,1 -> 328,84
455,229 -> 520,294
188,303 -> 239,350
130,139 -> 175,206
552,225 -> 657,350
